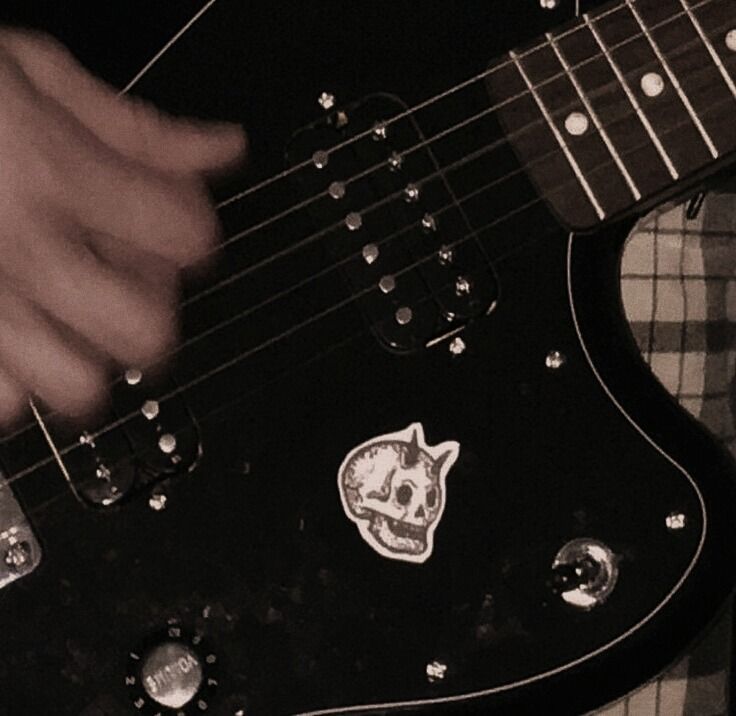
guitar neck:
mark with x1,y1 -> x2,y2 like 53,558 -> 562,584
487,0 -> 736,231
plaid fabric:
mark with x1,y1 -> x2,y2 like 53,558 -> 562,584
588,196 -> 736,715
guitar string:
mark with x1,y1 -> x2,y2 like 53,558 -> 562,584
169,56 -> 729,357
2,15 -> 730,450
6,4 -> 732,470
213,0 -> 715,213
4,22 -> 722,455
6,88 -> 733,495
9,194 -> 548,502
210,0 -> 716,258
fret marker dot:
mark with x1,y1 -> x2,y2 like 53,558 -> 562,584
726,30 -> 736,52
641,72 -> 664,98
564,112 -> 589,136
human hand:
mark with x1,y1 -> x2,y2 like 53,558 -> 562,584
0,30 -> 246,426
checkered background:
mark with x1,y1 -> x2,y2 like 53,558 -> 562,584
589,194 -> 736,715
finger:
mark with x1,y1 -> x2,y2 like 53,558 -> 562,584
0,367 -> 28,428
0,286 -> 108,418
0,214 -> 179,371
87,232 -> 180,311
0,30 -> 247,174
14,89 -> 221,267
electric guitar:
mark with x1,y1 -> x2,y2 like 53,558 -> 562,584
1,1 -> 735,714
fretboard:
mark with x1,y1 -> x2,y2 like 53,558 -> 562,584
487,0 -> 736,231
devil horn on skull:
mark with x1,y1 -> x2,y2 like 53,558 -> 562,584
401,427 -> 422,467
431,449 -> 456,479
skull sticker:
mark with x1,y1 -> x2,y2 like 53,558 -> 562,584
338,422 -> 460,563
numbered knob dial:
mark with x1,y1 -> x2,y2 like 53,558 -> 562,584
126,628 -> 218,714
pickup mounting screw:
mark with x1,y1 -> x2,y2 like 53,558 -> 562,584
149,493 -> 168,512
318,92 -> 335,110
449,337 -> 466,356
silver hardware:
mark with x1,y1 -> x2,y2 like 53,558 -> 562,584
449,337 -> 466,355
149,492 -> 168,512
640,72 -> 665,98
443,310 -> 456,322
79,431 -> 96,447
345,212 -> 362,231
551,538 -> 619,610
141,400 -> 160,421
455,276 -> 472,296
426,660 -> 448,683
404,183 -> 421,203
379,275 -> 396,294
540,0 -> 559,8
395,306 -> 413,325
312,150 -> 329,169
318,92 -> 335,110
437,245 -> 454,265
125,368 -> 143,386
388,151 -> 403,171
96,464 -> 111,480
545,350 -> 566,370
4,541 -> 30,571
727,30 -> 736,52
335,110 -> 349,128
421,213 -> 437,232
372,121 -> 388,141
666,512 -> 686,530
140,641 -> 203,709
362,244 -> 379,264
328,181 -> 346,200
159,434 -> 177,455
564,111 -> 589,136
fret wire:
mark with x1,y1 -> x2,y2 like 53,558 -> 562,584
625,0 -> 719,160
679,0 -> 736,100
545,31 -> 642,202
508,50 -> 606,221
583,12 -> 680,181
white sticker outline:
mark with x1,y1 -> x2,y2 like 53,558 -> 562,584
337,422 -> 460,564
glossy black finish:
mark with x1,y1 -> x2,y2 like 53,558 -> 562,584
0,2 -> 734,715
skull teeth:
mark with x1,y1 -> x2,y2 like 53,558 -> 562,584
386,516 -> 426,539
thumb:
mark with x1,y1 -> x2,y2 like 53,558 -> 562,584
0,29 -> 247,174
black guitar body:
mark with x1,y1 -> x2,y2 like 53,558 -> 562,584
0,2 -> 734,715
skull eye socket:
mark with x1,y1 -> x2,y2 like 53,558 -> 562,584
396,484 -> 413,505
426,488 -> 437,508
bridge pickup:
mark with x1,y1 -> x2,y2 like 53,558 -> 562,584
287,93 -> 498,353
